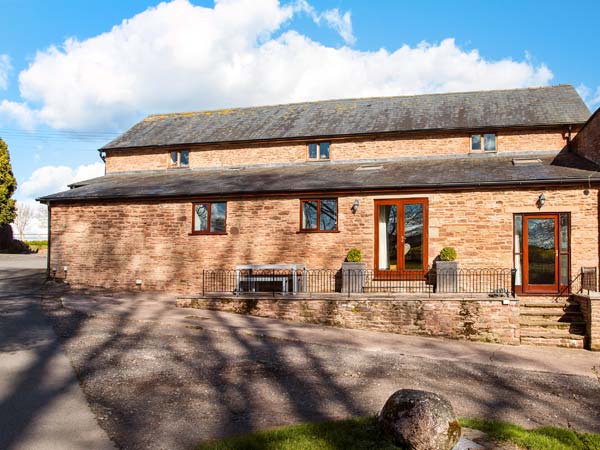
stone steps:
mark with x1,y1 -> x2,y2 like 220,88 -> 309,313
521,335 -> 585,348
519,319 -> 586,330
521,326 -> 585,337
519,297 -> 586,349
520,310 -> 582,318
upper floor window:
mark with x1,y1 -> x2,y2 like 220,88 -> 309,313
300,198 -> 338,232
308,142 -> 330,160
192,202 -> 227,234
471,134 -> 496,152
170,150 -> 190,167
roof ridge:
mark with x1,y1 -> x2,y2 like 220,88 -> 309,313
143,84 -> 575,121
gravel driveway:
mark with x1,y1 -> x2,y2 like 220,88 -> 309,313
41,289 -> 600,450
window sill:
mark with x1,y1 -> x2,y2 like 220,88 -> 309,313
469,150 -> 497,154
188,232 -> 228,236
296,230 -> 340,234
306,159 -> 331,162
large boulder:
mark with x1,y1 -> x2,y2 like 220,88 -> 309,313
378,389 -> 461,450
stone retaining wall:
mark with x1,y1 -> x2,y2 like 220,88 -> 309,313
177,295 -> 520,345
572,293 -> 600,351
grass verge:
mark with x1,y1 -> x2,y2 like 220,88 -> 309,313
197,417 -> 600,450
461,418 -> 600,450
197,416 -> 399,450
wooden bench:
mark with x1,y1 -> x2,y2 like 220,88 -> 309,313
235,264 -> 307,294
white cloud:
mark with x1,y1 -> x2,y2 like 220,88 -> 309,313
294,0 -> 355,44
14,162 -> 104,237
320,9 -> 354,45
0,54 -> 10,90
19,162 -> 105,198
7,0 -> 552,132
577,84 -> 600,110
0,100 -> 38,130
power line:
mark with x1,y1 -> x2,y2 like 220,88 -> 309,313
0,126 -> 121,135
0,127 -> 121,141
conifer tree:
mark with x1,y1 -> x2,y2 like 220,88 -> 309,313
0,138 -> 17,226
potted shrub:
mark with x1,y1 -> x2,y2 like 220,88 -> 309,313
342,248 -> 366,293
436,247 -> 459,293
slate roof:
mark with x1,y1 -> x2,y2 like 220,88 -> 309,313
103,85 -> 590,150
38,151 -> 600,202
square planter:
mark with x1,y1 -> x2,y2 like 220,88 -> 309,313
342,262 -> 366,293
435,260 -> 459,293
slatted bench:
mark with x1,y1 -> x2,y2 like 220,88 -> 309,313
235,264 -> 307,294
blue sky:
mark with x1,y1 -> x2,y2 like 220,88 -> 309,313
1,0 -> 599,230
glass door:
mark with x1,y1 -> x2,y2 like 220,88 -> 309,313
523,214 -> 559,293
375,199 -> 428,277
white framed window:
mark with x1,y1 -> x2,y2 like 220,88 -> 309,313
169,150 -> 190,167
307,142 -> 330,160
470,134 -> 496,152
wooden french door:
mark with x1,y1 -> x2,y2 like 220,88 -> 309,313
374,199 -> 428,277
522,214 -> 559,293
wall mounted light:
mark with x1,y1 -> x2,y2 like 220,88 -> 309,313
51,267 -> 57,279
351,199 -> 360,214
536,193 -> 546,209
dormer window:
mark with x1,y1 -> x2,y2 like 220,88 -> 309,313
471,134 -> 496,152
308,142 -> 330,160
170,150 -> 189,167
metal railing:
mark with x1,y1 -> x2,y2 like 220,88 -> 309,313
201,267 -> 516,297
577,267 -> 598,294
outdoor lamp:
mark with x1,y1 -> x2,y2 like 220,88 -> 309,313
536,193 -> 545,209
351,199 -> 360,214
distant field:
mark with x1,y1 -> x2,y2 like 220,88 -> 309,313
25,240 -> 48,251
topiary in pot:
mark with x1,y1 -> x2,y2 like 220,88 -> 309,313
346,248 -> 362,263
343,248 -> 365,293
436,247 -> 458,293
439,246 -> 457,262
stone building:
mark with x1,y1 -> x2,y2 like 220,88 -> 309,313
39,85 -> 600,349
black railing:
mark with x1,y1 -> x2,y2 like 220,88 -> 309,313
578,267 -> 598,294
202,267 -> 516,297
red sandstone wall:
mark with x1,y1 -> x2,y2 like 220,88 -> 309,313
49,187 -> 598,294
104,128 -> 570,173
573,109 -> 600,166
176,296 -> 520,345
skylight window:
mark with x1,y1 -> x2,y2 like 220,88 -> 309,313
512,158 -> 543,166
355,165 -> 383,171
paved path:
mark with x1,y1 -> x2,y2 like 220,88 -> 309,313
64,290 -> 600,379
0,254 -> 114,450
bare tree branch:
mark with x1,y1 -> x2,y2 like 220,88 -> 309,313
13,202 -> 34,241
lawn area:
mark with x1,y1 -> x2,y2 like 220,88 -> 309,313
196,416 -> 600,450
197,417 -> 398,450
24,240 -> 48,252
461,418 -> 600,450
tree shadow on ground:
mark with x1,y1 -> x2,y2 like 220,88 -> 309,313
38,288 -> 600,450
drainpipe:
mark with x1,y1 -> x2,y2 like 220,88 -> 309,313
46,201 -> 51,277
566,125 -> 573,152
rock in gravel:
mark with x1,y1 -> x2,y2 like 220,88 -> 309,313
378,389 -> 461,450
